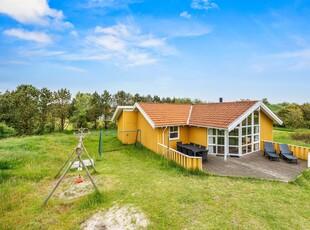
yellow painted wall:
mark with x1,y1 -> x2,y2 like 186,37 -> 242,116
117,111 -> 138,144
189,126 -> 208,147
260,111 -> 274,150
161,126 -> 190,150
137,112 -> 161,153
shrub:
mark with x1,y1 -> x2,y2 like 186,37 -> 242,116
0,123 -> 16,139
291,132 -> 310,144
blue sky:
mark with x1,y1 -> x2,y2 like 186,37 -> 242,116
0,0 -> 309,103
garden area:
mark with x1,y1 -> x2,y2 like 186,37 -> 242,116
0,131 -> 309,229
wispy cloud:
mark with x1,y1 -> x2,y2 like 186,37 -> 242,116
180,11 -> 191,19
3,28 -> 53,44
191,0 -> 218,10
0,0 -> 72,28
64,66 -> 86,72
83,0 -> 141,9
274,49 -> 310,59
85,23 -> 172,66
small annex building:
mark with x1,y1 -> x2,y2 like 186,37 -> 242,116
112,100 -> 282,158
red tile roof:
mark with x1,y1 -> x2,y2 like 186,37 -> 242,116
138,103 -> 191,126
189,101 -> 258,128
137,101 -> 258,128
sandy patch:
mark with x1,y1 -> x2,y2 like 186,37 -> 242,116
81,205 -> 149,230
53,175 -> 99,200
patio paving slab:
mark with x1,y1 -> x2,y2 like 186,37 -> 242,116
202,151 -> 308,182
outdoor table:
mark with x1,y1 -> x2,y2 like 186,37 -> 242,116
179,144 -> 205,156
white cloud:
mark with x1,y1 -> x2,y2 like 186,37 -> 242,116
180,11 -> 191,19
84,0 -> 140,9
86,23 -> 171,66
70,30 -> 78,37
0,0 -> 72,28
3,28 -> 52,44
191,0 -> 218,10
139,38 -> 165,48
64,66 -> 86,72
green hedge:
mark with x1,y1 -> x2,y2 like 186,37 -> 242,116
0,123 -> 16,139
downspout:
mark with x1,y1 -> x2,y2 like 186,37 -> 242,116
162,127 -> 168,145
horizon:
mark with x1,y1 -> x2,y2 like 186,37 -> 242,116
1,0 -> 310,104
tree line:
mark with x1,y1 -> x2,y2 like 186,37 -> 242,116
0,85 -> 204,137
262,99 -> 310,129
0,85 -> 309,138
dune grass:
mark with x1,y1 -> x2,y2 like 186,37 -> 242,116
273,128 -> 310,148
0,131 -> 309,229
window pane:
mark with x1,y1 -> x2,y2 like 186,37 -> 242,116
209,129 -> 215,135
254,143 -> 259,151
208,146 -> 216,153
229,147 -> 238,154
218,130 -> 224,136
229,129 -> 238,136
246,136 -> 252,144
247,127 -> 252,135
242,146 -> 247,154
247,114 -> 252,125
217,146 -> 224,154
254,111 -> 259,125
242,137 -> 246,145
209,137 -> 216,144
217,137 -> 225,145
242,128 -> 247,136
247,145 -> 252,153
242,118 -> 247,126
170,126 -> 177,132
254,135 -> 259,142
229,137 -> 238,146
254,126 -> 259,134
170,132 -> 178,139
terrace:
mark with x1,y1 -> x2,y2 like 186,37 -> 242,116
158,143 -> 309,182
203,151 -> 308,182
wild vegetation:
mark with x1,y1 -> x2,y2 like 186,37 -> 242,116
0,85 -> 309,139
0,132 -> 309,229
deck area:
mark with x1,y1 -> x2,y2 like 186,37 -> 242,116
203,151 -> 308,182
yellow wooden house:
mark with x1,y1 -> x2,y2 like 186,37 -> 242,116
112,100 -> 282,159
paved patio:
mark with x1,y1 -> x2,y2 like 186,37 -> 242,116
202,151 -> 308,182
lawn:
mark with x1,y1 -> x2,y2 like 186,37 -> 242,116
0,131 -> 309,229
273,128 -> 310,148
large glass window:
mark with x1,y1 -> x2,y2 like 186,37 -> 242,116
169,126 -> 179,140
207,110 -> 260,156
241,110 -> 260,154
208,128 -> 225,154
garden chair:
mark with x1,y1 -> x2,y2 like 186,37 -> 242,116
263,141 -> 280,161
279,144 -> 297,164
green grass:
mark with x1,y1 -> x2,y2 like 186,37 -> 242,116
0,131 -> 310,229
273,128 -> 310,148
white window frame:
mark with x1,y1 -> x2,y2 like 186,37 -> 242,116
169,126 -> 180,140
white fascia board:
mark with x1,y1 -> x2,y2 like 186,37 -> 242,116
189,124 -> 228,130
111,106 -> 135,121
227,101 -> 283,131
227,101 -> 261,131
260,102 -> 283,125
154,124 -> 188,128
134,103 -> 156,129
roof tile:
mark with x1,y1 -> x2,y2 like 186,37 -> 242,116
138,101 -> 258,128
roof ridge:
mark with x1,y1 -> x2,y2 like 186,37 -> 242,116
187,105 -> 193,125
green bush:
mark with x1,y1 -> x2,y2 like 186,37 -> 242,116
291,132 -> 310,144
0,123 -> 16,139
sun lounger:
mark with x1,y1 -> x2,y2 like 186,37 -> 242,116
263,141 -> 280,161
279,144 -> 297,164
